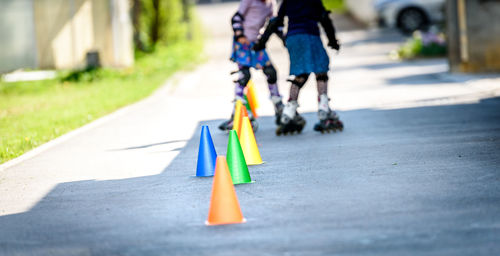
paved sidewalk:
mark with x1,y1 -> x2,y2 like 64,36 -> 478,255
1,2 -> 499,255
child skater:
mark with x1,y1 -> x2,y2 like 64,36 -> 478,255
254,0 -> 344,135
218,0 -> 285,131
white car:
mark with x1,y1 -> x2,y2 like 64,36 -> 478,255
374,0 -> 445,33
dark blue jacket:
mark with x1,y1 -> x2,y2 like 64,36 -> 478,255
278,0 -> 327,37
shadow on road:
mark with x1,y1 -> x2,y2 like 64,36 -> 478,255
386,72 -> 450,86
361,60 -> 443,71
341,29 -> 406,47
1,98 -> 500,255
110,140 -> 189,151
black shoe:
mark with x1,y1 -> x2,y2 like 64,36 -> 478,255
218,119 -> 233,131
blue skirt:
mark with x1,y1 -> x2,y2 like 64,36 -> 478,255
230,41 -> 271,69
286,34 -> 330,75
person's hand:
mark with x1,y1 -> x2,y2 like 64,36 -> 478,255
237,36 -> 249,45
328,39 -> 341,51
252,40 -> 265,51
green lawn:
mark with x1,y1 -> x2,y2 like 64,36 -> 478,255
0,39 -> 203,164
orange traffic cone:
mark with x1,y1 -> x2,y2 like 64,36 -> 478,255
239,116 -> 264,165
236,101 -> 249,138
206,156 -> 246,225
233,100 -> 243,136
237,105 -> 250,139
242,105 -> 249,118
246,81 -> 259,118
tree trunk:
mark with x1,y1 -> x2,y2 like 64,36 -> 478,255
151,0 -> 161,45
182,0 -> 190,22
132,0 -> 145,51
182,0 -> 192,40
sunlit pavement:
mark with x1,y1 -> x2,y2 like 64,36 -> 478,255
0,2 -> 499,255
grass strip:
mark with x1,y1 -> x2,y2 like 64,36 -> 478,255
0,38 -> 203,164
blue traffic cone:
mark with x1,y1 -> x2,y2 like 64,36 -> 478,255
196,125 -> 217,177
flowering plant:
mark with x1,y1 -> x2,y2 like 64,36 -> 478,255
392,27 -> 447,59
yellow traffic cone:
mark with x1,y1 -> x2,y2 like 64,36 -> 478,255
245,84 -> 258,118
247,80 -> 259,109
239,116 -> 264,165
239,105 -> 250,139
232,100 -> 243,136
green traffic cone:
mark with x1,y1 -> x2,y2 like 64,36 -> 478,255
244,95 -> 252,112
226,130 -> 252,184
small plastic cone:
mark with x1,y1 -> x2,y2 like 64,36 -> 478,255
239,117 -> 263,165
238,107 -> 249,139
206,156 -> 245,225
246,84 -> 259,118
226,130 -> 252,184
242,105 -> 249,117
247,80 -> 260,109
244,95 -> 258,119
196,126 -> 217,177
232,100 -> 243,136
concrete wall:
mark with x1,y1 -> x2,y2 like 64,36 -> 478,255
92,0 -> 115,67
109,0 -> 134,68
447,0 -> 500,73
0,0 -> 133,73
345,0 -> 377,24
34,0 -> 93,69
0,0 -> 38,73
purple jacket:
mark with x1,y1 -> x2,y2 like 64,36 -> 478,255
236,0 -> 276,42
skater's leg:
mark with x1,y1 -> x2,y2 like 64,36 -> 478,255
288,73 -> 308,102
316,73 -> 328,96
219,65 -> 251,131
262,64 -> 284,123
262,65 -> 280,97
235,65 -> 251,102
284,73 -> 309,123
314,73 -> 343,132
276,99 -> 305,135
316,72 -> 331,120
276,74 -> 309,135
236,65 -> 258,120
283,73 -> 309,122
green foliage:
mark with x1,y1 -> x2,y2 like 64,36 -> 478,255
60,67 -> 102,83
138,0 -> 189,50
420,42 -> 447,57
396,36 -> 423,59
394,30 -> 447,59
322,0 -> 346,13
0,33 -> 203,164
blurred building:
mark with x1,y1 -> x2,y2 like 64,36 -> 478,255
447,0 -> 500,73
0,0 -> 133,73
345,0 -> 377,25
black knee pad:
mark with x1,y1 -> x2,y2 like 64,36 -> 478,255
237,66 -> 251,86
290,73 -> 309,89
316,73 -> 329,82
263,65 -> 277,84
